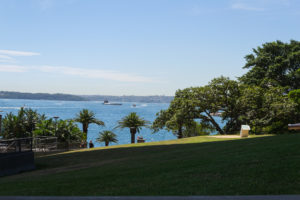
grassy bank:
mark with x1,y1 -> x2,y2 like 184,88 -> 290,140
0,134 -> 299,195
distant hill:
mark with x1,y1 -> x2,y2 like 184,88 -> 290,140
0,91 -> 173,103
0,91 -> 86,101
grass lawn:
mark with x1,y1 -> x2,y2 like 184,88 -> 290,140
0,134 -> 299,196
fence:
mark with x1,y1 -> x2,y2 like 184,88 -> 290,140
0,138 -> 33,154
0,137 -> 85,153
33,136 -> 58,152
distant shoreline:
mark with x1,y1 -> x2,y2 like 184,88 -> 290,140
0,91 -> 173,103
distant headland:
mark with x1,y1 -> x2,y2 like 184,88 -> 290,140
0,91 -> 173,103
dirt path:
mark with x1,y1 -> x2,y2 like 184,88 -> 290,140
208,135 -> 241,139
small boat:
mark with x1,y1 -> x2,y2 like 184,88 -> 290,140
103,100 -> 122,105
132,104 -> 136,107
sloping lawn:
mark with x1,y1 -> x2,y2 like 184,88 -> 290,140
0,134 -> 299,196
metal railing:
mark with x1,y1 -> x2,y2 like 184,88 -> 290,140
0,137 -> 86,153
0,138 -> 33,153
33,136 -> 58,152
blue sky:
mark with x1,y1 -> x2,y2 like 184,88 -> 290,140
0,0 -> 299,96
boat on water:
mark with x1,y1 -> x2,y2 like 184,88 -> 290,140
103,100 -> 122,105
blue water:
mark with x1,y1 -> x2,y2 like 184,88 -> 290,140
0,99 -> 224,147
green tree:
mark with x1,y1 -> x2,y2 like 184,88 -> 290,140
23,108 -> 40,137
239,86 -> 298,134
289,89 -> 300,109
240,40 -> 300,91
33,119 -> 55,137
116,112 -> 149,143
34,118 -> 84,143
2,108 -> 27,138
74,109 -> 105,141
152,89 -> 198,138
153,77 -> 242,136
56,120 -> 84,143
207,77 -> 243,134
96,130 -> 118,146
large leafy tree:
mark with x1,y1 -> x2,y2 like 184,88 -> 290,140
207,77 -> 243,133
153,77 -> 242,136
152,88 -> 200,138
116,112 -> 149,143
97,130 -> 118,146
74,109 -> 105,141
240,40 -> 300,91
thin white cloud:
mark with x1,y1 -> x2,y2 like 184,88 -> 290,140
0,55 -> 13,60
231,0 -> 293,11
231,3 -> 264,11
0,64 -> 156,83
0,65 -> 27,72
0,55 -> 15,63
0,50 -> 40,56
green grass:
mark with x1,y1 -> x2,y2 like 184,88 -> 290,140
0,134 -> 299,196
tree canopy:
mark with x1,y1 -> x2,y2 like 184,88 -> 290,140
240,40 -> 300,91
153,40 -> 300,136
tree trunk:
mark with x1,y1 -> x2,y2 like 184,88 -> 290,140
105,141 -> 109,146
130,127 -> 137,143
82,123 -> 88,147
205,111 -> 225,135
177,125 -> 183,139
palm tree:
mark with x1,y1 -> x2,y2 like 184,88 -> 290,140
74,109 -> 105,141
116,112 -> 149,143
96,130 -> 118,146
24,108 -> 40,137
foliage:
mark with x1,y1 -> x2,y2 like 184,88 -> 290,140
116,112 -> 149,143
96,130 -> 118,146
240,40 -> 300,91
240,86 -> 298,134
288,89 -> 300,108
74,109 -> 105,140
33,119 -> 55,137
56,120 -> 84,143
153,77 -> 242,136
152,88 -> 200,138
1,108 -> 42,138
1,108 -> 83,143
182,121 -> 214,137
